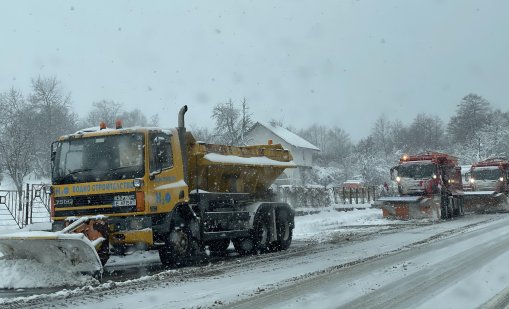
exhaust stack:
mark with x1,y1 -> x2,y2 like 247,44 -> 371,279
178,105 -> 189,184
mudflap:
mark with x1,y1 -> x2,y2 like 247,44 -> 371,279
0,231 -> 104,275
463,192 -> 509,213
374,196 -> 441,221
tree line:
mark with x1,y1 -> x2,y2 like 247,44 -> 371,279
1,76 -> 507,192
0,76 -> 158,197
195,94 -> 509,188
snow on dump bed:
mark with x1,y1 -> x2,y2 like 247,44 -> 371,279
203,153 -> 296,167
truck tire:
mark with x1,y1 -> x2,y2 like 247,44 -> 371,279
440,193 -> 452,219
233,217 -> 270,255
158,227 -> 193,268
271,210 -> 293,251
252,217 -> 271,253
233,238 -> 255,256
459,197 -> 465,216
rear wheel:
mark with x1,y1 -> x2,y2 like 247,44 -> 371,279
272,210 -> 293,251
252,218 -> 271,253
233,238 -> 255,255
233,217 -> 271,255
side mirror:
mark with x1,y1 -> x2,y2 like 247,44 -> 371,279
390,166 -> 398,180
151,136 -> 167,178
464,172 -> 471,182
50,142 -> 58,163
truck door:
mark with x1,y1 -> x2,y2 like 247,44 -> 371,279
147,131 -> 187,214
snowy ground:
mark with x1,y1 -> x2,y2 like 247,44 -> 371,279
0,205 -> 384,289
1,207 -> 509,308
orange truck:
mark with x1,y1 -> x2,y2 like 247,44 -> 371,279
374,152 -> 464,220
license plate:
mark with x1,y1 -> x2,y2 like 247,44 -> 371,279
113,195 -> 135,207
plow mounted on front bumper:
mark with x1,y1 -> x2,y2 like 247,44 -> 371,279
462,191 -> 509,213
373,196 -> 441,220
0,216 -> 107,276
373,194 -> 464,221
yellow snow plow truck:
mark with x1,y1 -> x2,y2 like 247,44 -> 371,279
0,106 -> 296,275
463,157 -> 509,212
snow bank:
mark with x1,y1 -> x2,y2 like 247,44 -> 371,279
293,206 -> 397,242
0,259 -> 96,289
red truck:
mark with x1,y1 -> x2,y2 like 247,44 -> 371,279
375,152 -> 464,220
464,157 -> 509,212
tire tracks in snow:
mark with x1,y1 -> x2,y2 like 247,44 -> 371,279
0,215 -> 497,309
224,215 -> 503,309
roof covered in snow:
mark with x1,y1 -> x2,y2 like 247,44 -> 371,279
249,122 -> 320,151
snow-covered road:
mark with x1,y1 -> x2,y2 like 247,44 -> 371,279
1,209 -> 508,308
229,214 -> 509,309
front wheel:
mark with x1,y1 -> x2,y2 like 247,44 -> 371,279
158,227 -> 194,268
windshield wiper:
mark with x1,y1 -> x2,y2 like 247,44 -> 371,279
68,168 -> 94,175
109,166 -> 135,172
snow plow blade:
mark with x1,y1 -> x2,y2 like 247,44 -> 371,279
373,196 -> 441,220
463,191 -> 509,213
0,217 -> 104,275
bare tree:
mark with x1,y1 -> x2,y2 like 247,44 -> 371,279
212,98 -> 253,146
118,108 -> 148,127
0,88 -> 36,208
406,113 -> 445,152
447,93 -> 492,144
85,100 -> 123,127
190,126 -> 216,143
29,76 -> 78,177
150,114 -> 160,127
239,98 -> 254,145
371,115 -> 393,159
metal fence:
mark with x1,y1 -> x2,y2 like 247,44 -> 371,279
274,186 -> 379,208
0,184 -> 51,229
334,186 -> 379,205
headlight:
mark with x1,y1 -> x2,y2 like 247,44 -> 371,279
470,178 -> 475,184
432,174 -> 437,179
395,176 -> 401,183
500,177 -> 504,182
133,178 -> 144,188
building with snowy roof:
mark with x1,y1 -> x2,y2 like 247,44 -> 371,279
245,122 -> 320,185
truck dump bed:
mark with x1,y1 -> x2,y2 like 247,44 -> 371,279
186,133 -> 296,195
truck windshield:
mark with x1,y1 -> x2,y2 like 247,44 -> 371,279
52,133 -> 145,184
397,163 -> 436,179
472,168 -> 501,180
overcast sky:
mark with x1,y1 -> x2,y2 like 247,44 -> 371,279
1,0 -> 508,141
